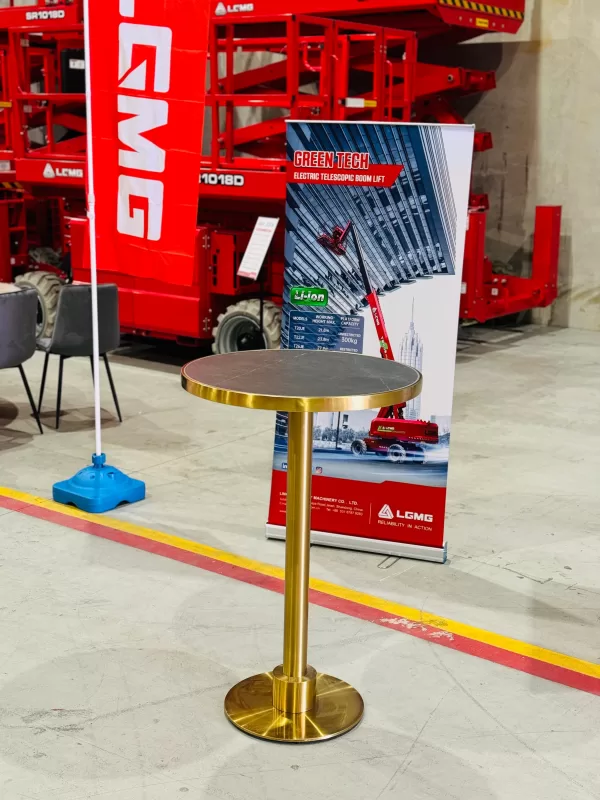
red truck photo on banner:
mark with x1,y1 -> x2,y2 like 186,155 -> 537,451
87,0 -> 209,284
266,121 -> 474,562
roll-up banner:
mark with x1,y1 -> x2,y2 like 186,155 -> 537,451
87,0 -> 209,285
266,121 -> 474,563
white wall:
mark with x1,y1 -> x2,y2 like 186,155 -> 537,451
462,0 -> 600,330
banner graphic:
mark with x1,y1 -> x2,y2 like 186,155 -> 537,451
87,0 -> 209,284
267,121 -> 474,559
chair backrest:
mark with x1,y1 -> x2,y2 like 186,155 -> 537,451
0,288 -> 37,369
50,283 -> 120,357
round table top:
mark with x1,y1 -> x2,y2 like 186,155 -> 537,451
181,350 -> 422,413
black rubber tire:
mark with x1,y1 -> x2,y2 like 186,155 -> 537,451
351,439 -> 367,457
412,445 -> 425,464
212,299 -> 281,354
387,444 -> 407,464
15,270 -> 62,339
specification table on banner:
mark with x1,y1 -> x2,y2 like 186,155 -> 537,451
289,311 -> 365,353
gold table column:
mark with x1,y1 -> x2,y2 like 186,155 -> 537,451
182,349 -> 422,743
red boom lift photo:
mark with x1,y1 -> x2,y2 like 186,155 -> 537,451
318,220 -> 439,463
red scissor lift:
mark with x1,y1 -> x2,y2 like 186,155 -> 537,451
0,0 -> 562,346
0,0 -> 85,334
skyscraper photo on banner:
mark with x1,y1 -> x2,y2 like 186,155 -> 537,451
266,120 -> 474,562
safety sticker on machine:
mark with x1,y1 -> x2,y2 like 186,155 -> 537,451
438,0 -> 524,20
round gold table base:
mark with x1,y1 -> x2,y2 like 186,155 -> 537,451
224,671 -> 364,743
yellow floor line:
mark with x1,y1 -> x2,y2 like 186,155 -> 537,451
2,485 -> 599,681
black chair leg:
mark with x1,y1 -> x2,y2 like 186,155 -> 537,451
37,352 -> 49,416
56,356 -> 65,430
89,355 -> 95,383
18,365 -> 43,435
103,354 -> 122,422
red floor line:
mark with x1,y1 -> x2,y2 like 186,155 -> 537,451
2,494 -> 600,696
310,590 -> 600,696
0,496 -> 33,513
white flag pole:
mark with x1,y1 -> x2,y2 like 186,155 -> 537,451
82,0 -> 102,457
51,0 -> 146,512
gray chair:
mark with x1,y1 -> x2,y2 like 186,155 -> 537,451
37,283 -> 122,429
0,288 -> 43,434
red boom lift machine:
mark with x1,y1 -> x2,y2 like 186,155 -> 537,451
0,0 -> 561,349
319,220 -> 438,462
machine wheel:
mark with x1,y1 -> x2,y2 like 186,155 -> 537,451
351,439 -> 367,457
15,270 -> 62,339
212,299 -> 281,354
412,445 -> 425,464
387,444 -> 407,464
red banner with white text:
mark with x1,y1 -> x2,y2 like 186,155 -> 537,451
87,0 -> 209,284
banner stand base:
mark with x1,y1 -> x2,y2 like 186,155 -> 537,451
53,453 -> 146,514
266,524 -> 447,564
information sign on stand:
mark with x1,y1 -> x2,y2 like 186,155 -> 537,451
266,121 -> 474,562
238,217 -> 279,280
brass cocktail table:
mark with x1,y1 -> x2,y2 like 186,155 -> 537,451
182,349 -> 422,743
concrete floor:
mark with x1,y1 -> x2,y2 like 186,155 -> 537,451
0,324 -> 599,798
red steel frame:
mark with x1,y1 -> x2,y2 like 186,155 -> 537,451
461,205 -> 562,322
9,19 -> 87,186
202,15 -> 417,202
0,0 -> 560,339
209,0 -> 526,37
0,1 -> 85,283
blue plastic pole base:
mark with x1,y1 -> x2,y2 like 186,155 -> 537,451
52,453 -> 146,513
